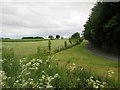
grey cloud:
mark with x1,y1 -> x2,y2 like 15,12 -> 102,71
1,0 -> 96,3
1,1 -> 94,38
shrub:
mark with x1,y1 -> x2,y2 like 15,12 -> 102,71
48,40 -> 51,51
64,41 -> 67,48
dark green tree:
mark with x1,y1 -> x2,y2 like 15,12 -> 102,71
48,35 -> 54,40
83,2 -> 120,54
69,32 -> 81,44
71,32 -> 80,39
61,37 -> 63,39
56,35 -> 60,39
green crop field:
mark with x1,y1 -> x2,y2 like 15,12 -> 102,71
2,39 -> 69,58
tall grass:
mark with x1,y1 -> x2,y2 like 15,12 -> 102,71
1,51 -> 119,89
2,47 -> 14,59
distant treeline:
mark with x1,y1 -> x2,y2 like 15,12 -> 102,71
22,37 -> 44,39
2,39 -> 46,42
83,2 -> 120,54
1,38 -> 11,39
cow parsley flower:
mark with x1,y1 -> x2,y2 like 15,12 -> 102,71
108,70 -> 114,77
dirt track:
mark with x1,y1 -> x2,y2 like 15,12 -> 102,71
86,41 -> 119,62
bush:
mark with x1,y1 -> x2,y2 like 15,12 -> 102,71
64,41 -> 67,48
48,40 -> 51,51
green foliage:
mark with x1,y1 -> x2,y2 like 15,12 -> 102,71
69,32 -> 82,45
48,35 -> 54,40
48,40 -> 51,51
56,35 -> 60,39
68,38 -> 72,44
1,38 -> 10,39
53,40 -> 82,54
2,58 -> 21,78
64,41 -> 67,48
71,32 -> 80,39
37,47 -> 49,60
1,56 -> 117,88
22,37 -> 44,39
61,37 -> 63,39
2,47 -> 14,59
83,2 -> 120,54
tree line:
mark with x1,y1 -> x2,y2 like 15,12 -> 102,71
48,35 -> 63,40
47,32 -> 83,53
83,2 -> 120,54
22,37 -> 44,39
22,35 -> 63,40
2,33 -> 81,41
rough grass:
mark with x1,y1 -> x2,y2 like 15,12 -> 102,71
53,40 -> 119,84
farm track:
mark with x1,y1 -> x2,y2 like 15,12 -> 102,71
86,41 -> 119,62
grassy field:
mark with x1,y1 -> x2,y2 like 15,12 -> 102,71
2,39 -> 69,58
53,40 -> 119,83
1,39 -> 119,88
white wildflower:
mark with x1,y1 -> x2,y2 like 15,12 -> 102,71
46,84 -> 53,88
42,71 -> 45,74
32,59 -> 36,62
72,63 -> 75,66
26,72 -> 30,75
26,62 -> 31,66
0,59 -> 3,63
46,60 -> 49,63
39,60 -> 42,64
54,73 -> 60,78
36,63 -> 40,67
93,85 -> 98,88
87,76 -> 105,88
41,75 -> 45,79
102,82 -> 106,85
48,65 -> 51,68
100,85 -> 104,88
108,70 -> 114,77
16,80 -> 19,83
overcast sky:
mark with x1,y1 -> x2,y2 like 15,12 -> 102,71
0,0 -> 95,39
